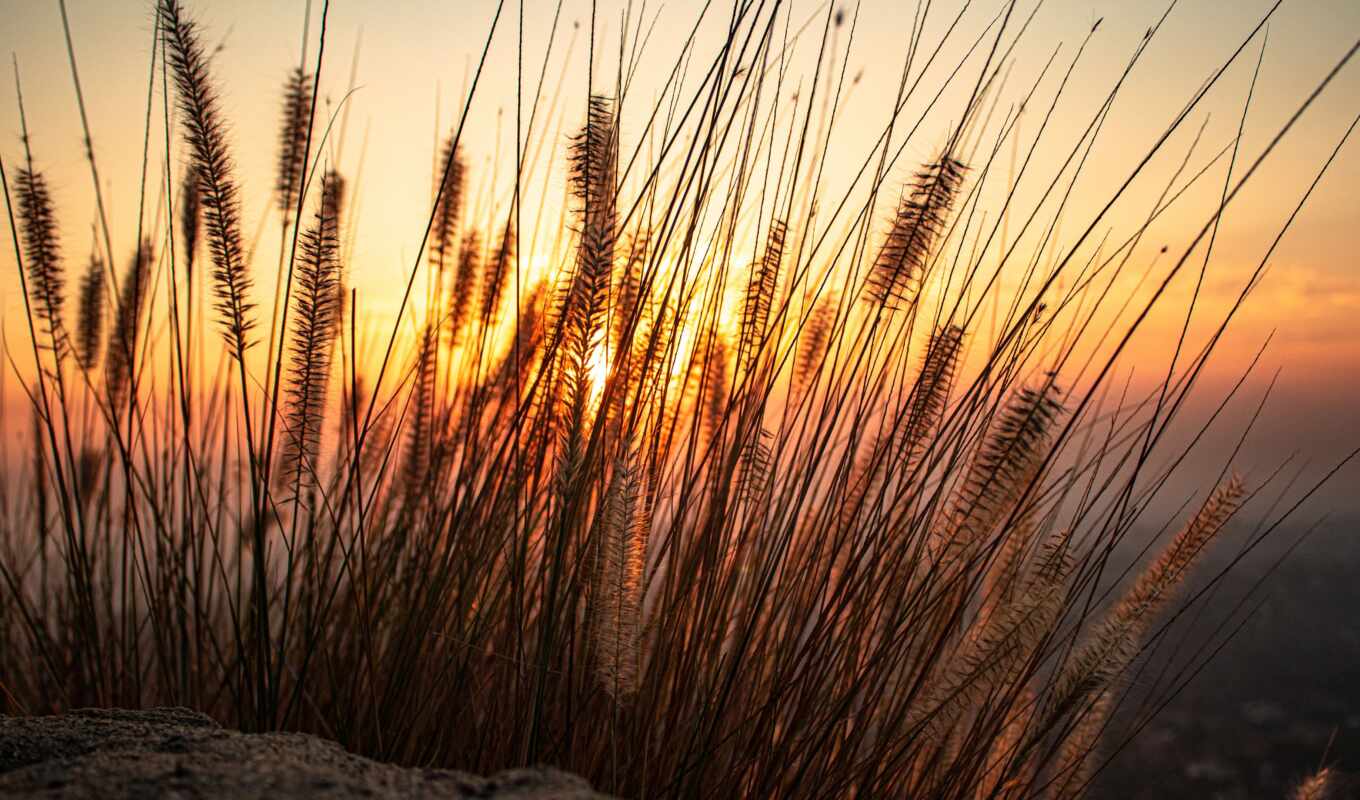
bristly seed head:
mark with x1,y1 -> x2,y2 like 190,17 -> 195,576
275,67 -> 314,216
16,168 -> 69,363
160,0 -> 256,362
76,253 -> 105,370
863,156 -> 967,311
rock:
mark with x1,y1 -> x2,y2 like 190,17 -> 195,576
0,707 -> 614,799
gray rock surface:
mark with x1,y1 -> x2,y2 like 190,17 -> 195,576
0,707 -> 614,799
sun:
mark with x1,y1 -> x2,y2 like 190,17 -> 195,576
587,343 -> 610,410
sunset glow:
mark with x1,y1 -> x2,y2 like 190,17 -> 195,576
0,2 -> 1357,796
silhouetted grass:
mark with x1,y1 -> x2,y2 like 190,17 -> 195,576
1,1 -> 1357,798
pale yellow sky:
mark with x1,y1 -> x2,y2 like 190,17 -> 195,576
1,0 -> 1357,510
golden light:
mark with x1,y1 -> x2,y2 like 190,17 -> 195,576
587,344 -> 610,410
670,323 -> 696,379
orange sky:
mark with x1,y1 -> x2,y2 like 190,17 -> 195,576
1,0 -> 1357,512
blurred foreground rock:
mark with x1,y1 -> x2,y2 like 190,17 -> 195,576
0,707 -> 613,799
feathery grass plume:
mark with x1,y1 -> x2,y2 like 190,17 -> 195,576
75,253 -> 105,370
900,324 -> 965,471
592,450 -> 646,700
1048,476 -> 1244,795
559,94 -> 619,351
180,165 -> 200,276
492,281 -> 546,400
738,219 -> 787,377
320,168 -> 347,325
794,293 -> 837,396
30,408 -> 48,541
321,167 -> 346,223
15,167 -> 68,362
842,323 -> 965,530
104,241 -> 153,411
480,224 -> 513,327
729,220 -> 786,504
737,426 -> 773,503
571,95 -> 619,261
912,528 -> 1072,744
1291,767 -> 1338,800
973,687 -> 1041,800
401,321 -> 438,490
339,375 -> 393,484
863,156 -> 967,310
161,0 -> 255,363
275,68 -> 313,215
74,446 -> 101,503
1049,484 -> 1245,794
977,514 -> 1042,637
1048,474 -> 1246,723
429,137 -> 466,278
703,337 -> 731,444
619,296 -> 668,410
613,232 -> 647,355
275,177 -> 342,500
554,94 -> 618,488
445,229 -> 481,346
839,437 -> 887,533
1049,689 -> 1111,800
938,378 -> 1063,569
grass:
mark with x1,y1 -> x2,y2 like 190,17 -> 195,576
1,0 -> 1357,797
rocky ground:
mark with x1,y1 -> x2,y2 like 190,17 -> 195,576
0,707 -> 613,799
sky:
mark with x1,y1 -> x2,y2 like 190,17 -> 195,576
0,0 -> 1357,514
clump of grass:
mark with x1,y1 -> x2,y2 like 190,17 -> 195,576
1,2 -> 1355,798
